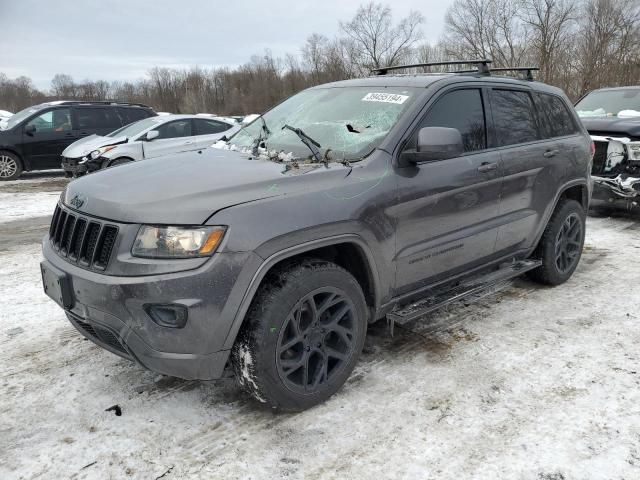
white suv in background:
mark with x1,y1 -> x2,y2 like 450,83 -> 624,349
61,114 -> 240,177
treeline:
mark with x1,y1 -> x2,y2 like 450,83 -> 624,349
1,0 -> 638,115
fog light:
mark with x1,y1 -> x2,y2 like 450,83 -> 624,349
144,304 -> 188,328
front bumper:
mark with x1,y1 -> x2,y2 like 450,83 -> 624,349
61,156 -> 101,177
42,236 -> 262,380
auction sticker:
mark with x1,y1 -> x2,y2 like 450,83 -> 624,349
362,92 -> 409,104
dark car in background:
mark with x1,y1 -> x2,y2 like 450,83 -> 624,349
575,86 -> 640,205
0,101 -> 156,180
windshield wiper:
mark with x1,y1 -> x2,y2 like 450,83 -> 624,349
282,124 -> 322,162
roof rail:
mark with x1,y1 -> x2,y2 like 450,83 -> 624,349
488,67 -> 540,81
371,60 -> 492,76
52,100 -> 152,108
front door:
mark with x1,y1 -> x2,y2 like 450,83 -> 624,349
142,119 -> 197,159
392,87 -> 503,295
21,107 -> 78,169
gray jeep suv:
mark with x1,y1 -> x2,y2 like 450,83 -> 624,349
41,61 -> 592,411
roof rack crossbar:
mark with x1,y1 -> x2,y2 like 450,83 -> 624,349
371,59 -> 492,76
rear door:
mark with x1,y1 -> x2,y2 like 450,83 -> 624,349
72,106 -> 122,139
490,88 -> 566,253
21,107 -> 78,169
193,118 -> 236,148
142,119 -> 197,159
393,87 -> 503,294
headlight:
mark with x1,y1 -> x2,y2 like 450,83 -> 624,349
627,142 -> 640,161
88,145 -> 117,160
132,225 -> 226,258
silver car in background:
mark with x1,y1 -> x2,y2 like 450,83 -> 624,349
61,114 -> 240,177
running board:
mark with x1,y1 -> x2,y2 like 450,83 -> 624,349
386,259 -> 542,335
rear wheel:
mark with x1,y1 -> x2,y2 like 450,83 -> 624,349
0,151 -> 22,181
528,199 -> 586,285
231,259 -> 368,411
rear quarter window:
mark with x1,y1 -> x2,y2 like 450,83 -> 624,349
491,89 -> 540,146
536,93 -> 579,137
119,107 -> 152,125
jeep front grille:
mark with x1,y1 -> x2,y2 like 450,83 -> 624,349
50,204 -> 119,271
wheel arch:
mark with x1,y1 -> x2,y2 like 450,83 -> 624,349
103,156 -> 135,168
221,234 -> 382,351
532,179 -> 589,251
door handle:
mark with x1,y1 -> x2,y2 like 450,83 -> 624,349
79,132 -> 90,136
184,140 -> 195,145
477,162 -> 498,173
543,149 -> 559,158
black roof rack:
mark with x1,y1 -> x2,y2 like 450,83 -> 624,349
371,60 -> 492,76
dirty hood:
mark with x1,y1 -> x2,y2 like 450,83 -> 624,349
580,117 -> 640,139
63,147 -> 349,224
62,135 -> 128,158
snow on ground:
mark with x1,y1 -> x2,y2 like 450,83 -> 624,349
1,186 -> 640,479
0,172 -> 67,223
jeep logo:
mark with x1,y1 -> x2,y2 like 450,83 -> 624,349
69,194 -> 86,209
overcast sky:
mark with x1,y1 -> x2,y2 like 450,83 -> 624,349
0,0 -> 453,90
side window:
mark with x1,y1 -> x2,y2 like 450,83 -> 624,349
26,108 -> 72,132
75,107 -> 121,130
125,108 -> 150,123
417,89 -> 486,152
194,119 -> 232,135
536,93 -> 579,138
491,90 -> 540,146
154,120 -> 192,139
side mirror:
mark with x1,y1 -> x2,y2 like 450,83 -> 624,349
25,124 -> 36,135
145,130 -> 159,141
399,127 -> 464,166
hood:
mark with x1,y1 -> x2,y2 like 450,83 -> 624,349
63,147 -> 351,224
580,116 -> 640,139
62,135 -> 129,158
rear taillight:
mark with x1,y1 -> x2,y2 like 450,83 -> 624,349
590,141 -> 596,158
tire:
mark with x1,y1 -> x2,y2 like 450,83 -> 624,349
0,151 -> 23,181
231,259 -> 368,411
528,199 -> 586,285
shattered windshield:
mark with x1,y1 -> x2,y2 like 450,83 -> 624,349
224,86 -> 420,162
576,89 -> 640,118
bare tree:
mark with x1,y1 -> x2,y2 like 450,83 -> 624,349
340,2 -> 424,72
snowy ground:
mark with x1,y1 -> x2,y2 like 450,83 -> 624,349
1,175 -> 640,480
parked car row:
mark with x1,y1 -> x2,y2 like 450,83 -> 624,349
0,101 -> 246,180
0,101 -> 155,180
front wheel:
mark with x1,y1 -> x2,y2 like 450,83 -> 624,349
231,259 -> 368,411
0,151 -> 23,181
528,199 -> 586,285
